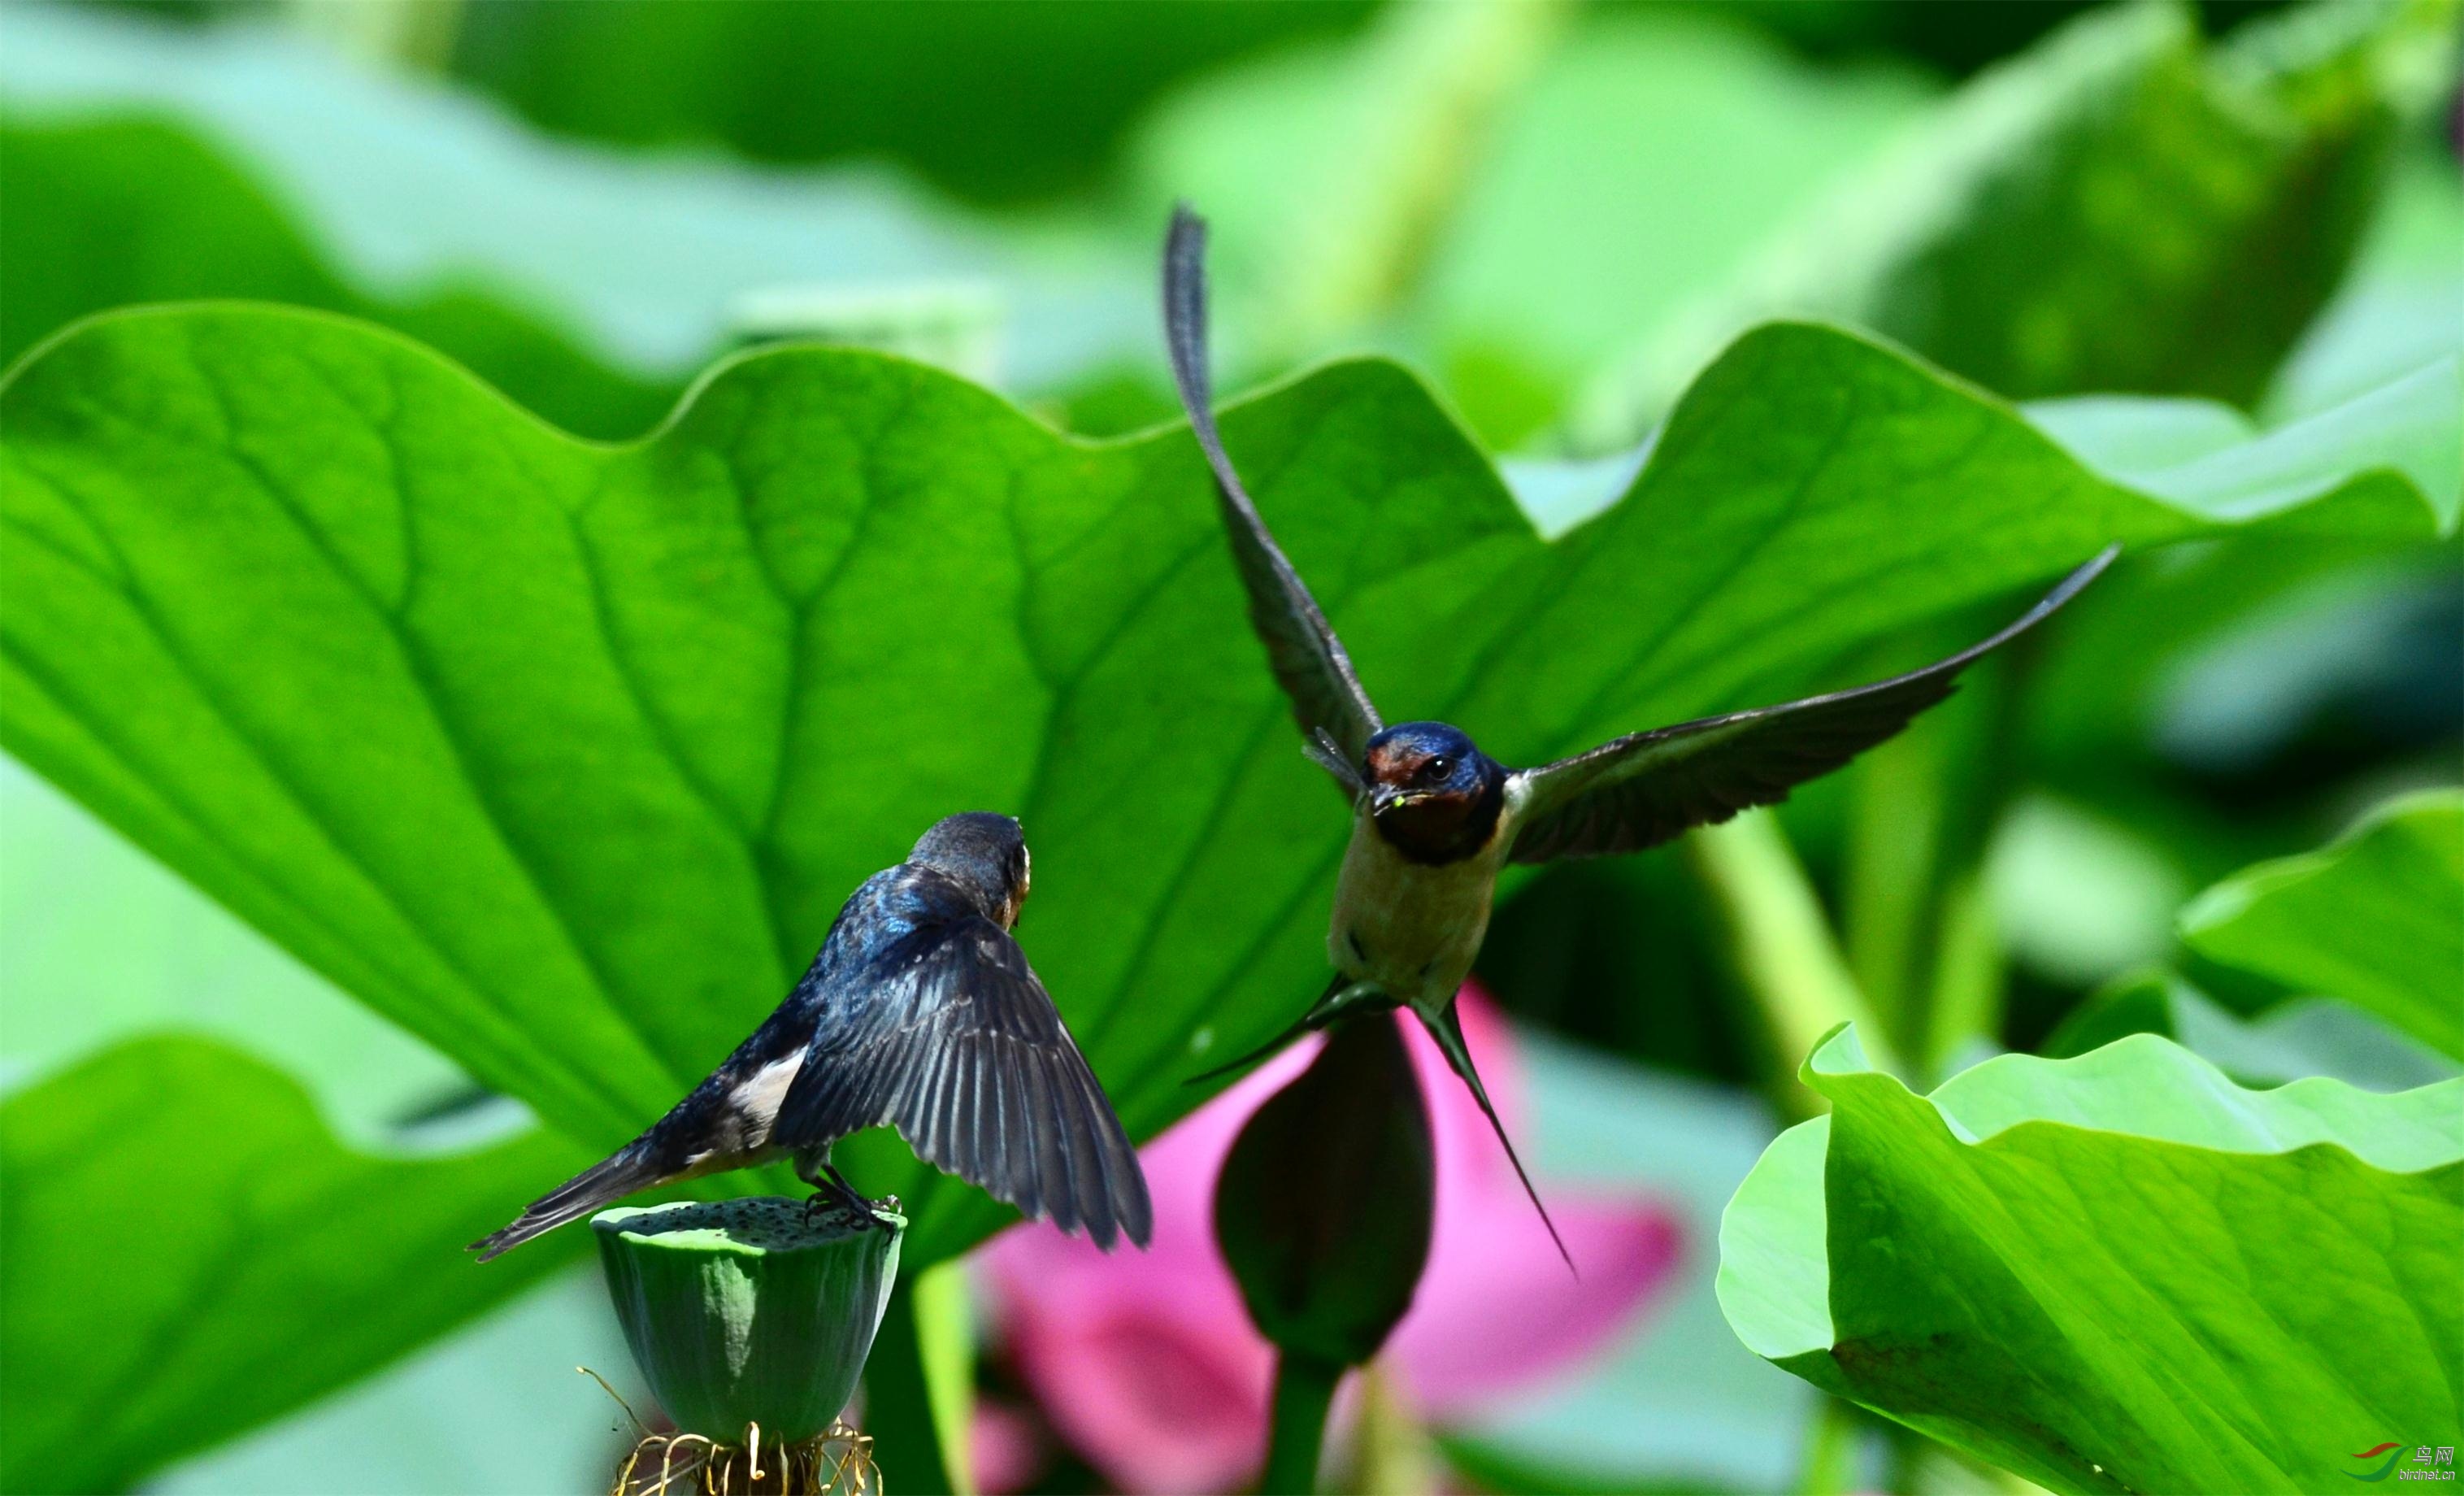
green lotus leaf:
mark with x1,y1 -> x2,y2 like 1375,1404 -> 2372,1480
0,5 -> 1155,423
1719,1025 -> 2462,1494
445,0 -> 1375,204
2046,968 -> 2463,1098
0,1036 -> 588,1493
2270,143 -> 2464,422
0,307 -> 2442,1272
1575,0 -> 2462,445
0,114 -> 677,441
2180,789 -> 2464,1059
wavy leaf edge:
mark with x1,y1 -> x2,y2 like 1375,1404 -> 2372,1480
1719,1022 -> 2464,1366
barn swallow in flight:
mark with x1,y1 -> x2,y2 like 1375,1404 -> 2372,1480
474,813 -> 1151,1259
1162,204 -> 2114,1267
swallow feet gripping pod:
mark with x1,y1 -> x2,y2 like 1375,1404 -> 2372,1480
592,1197 -> 903,1494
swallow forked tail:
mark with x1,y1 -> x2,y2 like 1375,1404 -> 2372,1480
469,1145 -> 664,1262
1422,1002 -> 1576,1275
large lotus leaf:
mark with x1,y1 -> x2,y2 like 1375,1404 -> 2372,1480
2019,529 -> 2457,774
0,8 -> 1146,398
0,307 -> 2442,1268
1575,0 -> 2461,446
0,1036 -> 588,1493
2014,355 -> 2459,778
2180,789 -> 2464,1059
1502,350 -> 2461,568
1719,1027 -> 2462,1494
0,754 -> 466,1130
2270,141 -> 2464,422
445,0 -> 1375,206
5,3 -> 1932,453
2045,968 -> 2460,1094
2032,355 -> 2461,528
0,114 -> 676,441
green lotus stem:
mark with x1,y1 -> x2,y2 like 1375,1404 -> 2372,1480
594,1197 -> 904,1446
1841,649 -> 2016,1084
1688,811 -> 1898,1111
1793,1394 -> 1862,1496
1345,1363 -> 1439,1495
911,1260 -> 979,1494
1843,724 -> 1948,1034
1261,1350 -> 1342,1495
1267,0 -> 1569,346
1918,869 -> 2004,1083
281,0 -> 463,70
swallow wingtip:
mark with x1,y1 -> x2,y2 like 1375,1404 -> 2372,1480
1115,1192 -> 1155,1253
2049,542 -> 2123,606
1059,1210 -> 1110,1252
1093,1220 -> 1153,1255
1166,203 -> 1210,276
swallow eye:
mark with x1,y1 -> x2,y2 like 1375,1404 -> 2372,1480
1424,756 -> 1450,781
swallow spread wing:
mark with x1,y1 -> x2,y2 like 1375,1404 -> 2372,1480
769,885 -> 1154,1251
1164,205 -> 1383,776
473,814 -> 1150,1259
1162,201 -> 2112,1272
1505,546 -> 2119,863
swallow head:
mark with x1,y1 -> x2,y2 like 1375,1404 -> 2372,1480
1362,722 -> 1506,864
910,811 -> 1032,928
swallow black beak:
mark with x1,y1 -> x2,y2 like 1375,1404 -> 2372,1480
1370,786 -> 1427,817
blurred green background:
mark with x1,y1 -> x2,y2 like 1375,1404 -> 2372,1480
1,0 -> 2456,1491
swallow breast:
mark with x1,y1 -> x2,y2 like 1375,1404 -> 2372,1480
1328,811 -> 1507,1005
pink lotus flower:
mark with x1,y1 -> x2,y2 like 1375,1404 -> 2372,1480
981,985 -> 1684,1494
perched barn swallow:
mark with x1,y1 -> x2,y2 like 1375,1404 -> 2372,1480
474,813 -> 1151,1259
1163,205 -> 2114,1265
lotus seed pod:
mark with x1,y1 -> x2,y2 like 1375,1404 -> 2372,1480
593,1197 -> 904,1444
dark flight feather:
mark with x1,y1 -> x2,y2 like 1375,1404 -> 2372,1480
470,1148 -> 665,1261
1163,203 -> 1384,766
771,885 -> 1154,1250
1506,547 -> 2119,863
476,816 -> 1149,1260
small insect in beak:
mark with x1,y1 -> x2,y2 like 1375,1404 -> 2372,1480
1371,786 -> 1428,816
